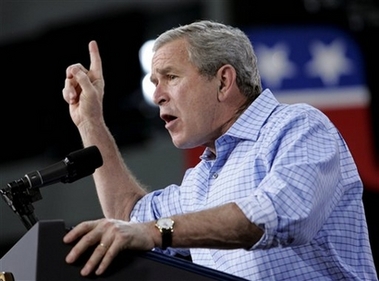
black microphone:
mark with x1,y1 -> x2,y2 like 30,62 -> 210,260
7,146 -> 103,190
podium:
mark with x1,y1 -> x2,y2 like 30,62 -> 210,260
0,220 -> 246,281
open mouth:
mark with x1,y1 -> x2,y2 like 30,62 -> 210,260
161,114 -> 178,124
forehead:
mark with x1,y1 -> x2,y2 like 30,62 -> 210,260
152,39 -> 190,70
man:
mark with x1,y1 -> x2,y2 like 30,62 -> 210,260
62,20 -> 377,280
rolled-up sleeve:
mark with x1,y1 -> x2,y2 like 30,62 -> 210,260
236,106 -> 343,249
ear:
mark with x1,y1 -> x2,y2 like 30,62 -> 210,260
216,64 -> 237,102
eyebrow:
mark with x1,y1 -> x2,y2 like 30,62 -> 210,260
150,66 -> 175,82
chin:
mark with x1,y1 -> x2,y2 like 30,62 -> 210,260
170,133 -> 204,150
171,138 -> 191,150
172,141 -> 187,149
175,141 -> 203,151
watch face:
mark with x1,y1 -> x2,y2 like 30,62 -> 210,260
158,218 -> 174,229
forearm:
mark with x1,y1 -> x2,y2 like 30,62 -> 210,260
153,202 -> 264,249
78,120 -> 147,220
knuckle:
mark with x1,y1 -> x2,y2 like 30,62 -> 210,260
83,235 -> 97,245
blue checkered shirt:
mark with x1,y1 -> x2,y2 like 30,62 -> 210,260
131,89 -> 377,280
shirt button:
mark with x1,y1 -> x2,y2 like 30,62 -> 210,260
212,173 -> 218,179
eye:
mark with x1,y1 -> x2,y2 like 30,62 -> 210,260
167,74 -> 177,81
150,77 -> 158,87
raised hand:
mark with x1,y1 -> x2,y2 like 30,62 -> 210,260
62,40 -> 105,127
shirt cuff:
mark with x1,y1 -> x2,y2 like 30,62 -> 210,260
235,191 -> 278,250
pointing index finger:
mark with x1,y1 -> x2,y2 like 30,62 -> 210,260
88,40 -> 103,78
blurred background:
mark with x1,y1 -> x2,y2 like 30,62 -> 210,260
1,0 -> 378,273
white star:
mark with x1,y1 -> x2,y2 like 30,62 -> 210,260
255,42 -> 297,88
305,39 -> 353,86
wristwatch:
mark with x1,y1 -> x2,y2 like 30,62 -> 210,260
155,217 -> 175,250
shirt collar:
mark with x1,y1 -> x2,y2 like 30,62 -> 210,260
225,88 -> 279,142
201,89 -> 279,160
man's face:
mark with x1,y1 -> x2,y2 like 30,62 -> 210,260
150,39 -> 223,150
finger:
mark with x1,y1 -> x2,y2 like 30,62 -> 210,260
64,65 -> 88,101
64,221 -> 104,265
66,63 -> 88,79
88,40 -> 103,79
79,242 -> 110,276
80,241 -> 119,276
62,78 -> 79,104
95,242 -> 120,276
63,221 -> 95,244
65,235 -> 98,265
70,66 -> 95,93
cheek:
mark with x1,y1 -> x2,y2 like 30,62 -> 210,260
185,102 -> 215,135
177,82 -> 216,122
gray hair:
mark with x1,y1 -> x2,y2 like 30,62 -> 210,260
153,20 -> 262,103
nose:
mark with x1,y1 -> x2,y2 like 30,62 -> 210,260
152,84 -> 169,106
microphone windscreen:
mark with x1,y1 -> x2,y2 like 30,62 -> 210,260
63,146 -> 103,183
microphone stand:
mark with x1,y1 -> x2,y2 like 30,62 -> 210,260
0,180 -> 42,230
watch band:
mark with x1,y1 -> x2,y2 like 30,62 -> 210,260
161,228 -> 172,250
